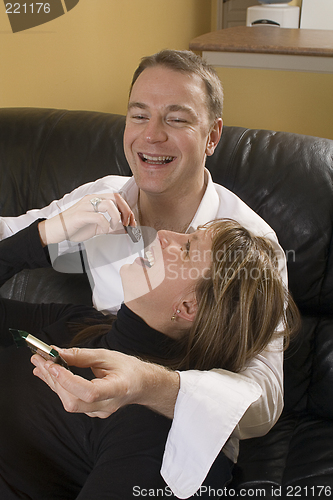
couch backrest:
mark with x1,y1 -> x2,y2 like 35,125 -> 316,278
1,107 -> 332,315
1,107 -> 333,417
0,108 -> 130,216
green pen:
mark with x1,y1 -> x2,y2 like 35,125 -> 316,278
9,328 -> 69,369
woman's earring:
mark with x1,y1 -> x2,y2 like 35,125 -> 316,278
171,309 -> 181,321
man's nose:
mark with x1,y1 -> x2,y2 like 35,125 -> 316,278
144,117 -> 168,143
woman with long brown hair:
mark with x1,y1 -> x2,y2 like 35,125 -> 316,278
69,218 -> 298,374
0,213 -> 299,499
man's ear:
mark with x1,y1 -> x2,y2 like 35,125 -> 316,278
206,118 -> 223,157
175,293 -> 198,323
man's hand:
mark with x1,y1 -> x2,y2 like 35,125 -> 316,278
31,348 -> 180,419
38,193 -> 136,246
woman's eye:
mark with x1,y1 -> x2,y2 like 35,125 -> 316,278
181,240 -> 191,259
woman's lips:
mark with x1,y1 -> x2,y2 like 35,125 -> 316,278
145,250 -> 155,267
135,247 -> 155,268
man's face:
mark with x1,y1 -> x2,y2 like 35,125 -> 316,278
124,66 -> 219,198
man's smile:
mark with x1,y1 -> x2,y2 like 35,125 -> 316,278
138,153 -> 176,165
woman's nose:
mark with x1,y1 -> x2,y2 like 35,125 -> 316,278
157,230 -> 170,249
157,230 -> 183,249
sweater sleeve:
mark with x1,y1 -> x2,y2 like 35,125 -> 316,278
0,219 -> 51,287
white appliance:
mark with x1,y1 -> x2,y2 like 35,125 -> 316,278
300,0 -> 333,30
246,4 -> 300,28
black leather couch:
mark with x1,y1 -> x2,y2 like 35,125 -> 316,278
1,108 -> 333,498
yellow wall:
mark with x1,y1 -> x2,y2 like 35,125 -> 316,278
0,0 -> 332,140
216,67 -> 333,140
0,0 -> 211,114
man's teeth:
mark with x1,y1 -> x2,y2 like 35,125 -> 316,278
145,250 -> 155,267
142,154 -> 174,164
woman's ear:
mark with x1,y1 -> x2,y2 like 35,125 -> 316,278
206,118 -> 223,157
175,293 -> 198,323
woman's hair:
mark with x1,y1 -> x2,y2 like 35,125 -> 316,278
129,49 -> 224,123
71,219 -> 300,373
182,219 -> 300,372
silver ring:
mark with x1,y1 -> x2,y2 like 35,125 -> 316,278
90,197 -> 102,212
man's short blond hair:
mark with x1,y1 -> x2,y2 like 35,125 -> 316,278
129,49 -> 224,123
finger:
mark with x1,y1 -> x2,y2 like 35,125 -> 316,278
88,197 -> 122,231
59,209 -> 112,242
55,347 -> 122,370
75,211 -> 112,233
84,193 -> 135,230
86,212 -> 113,235
113,193 -> 136,227
31,355 -> 61,393
44,356 -> 113,403
103,199 -> 123,231
32,352 -> 121,415
33,366 -> 58,392
85,411 -> 111,419
33,364 -> 103,415
45,369 -> 120,415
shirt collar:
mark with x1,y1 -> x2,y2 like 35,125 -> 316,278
187,168 -> 220,232
119,169 -> 219,232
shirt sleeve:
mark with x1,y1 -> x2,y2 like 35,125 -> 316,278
0,185 -> 92,274
0,220 -> 51,287
0,176 -> 126,241
0,189 -> 80,240
161,369 -> 263,498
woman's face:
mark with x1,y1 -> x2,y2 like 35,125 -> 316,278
120,228 -> 212,309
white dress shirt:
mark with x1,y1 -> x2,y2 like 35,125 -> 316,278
0,170 -> 287,498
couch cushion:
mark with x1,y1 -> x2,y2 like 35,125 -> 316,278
207,128 -> 333,315
0,268 -> 92,306
231,413 -> 333,491
283,315 -> 317,413
307,316 -> 333,419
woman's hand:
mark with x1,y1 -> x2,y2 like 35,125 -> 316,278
31,348 -> 180,419
38,193 -> 136,246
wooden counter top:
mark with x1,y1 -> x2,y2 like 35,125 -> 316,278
190,26 -> 333,58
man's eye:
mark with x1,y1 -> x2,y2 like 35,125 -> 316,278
132,114 -> 148,121
167,117 -> 187,125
